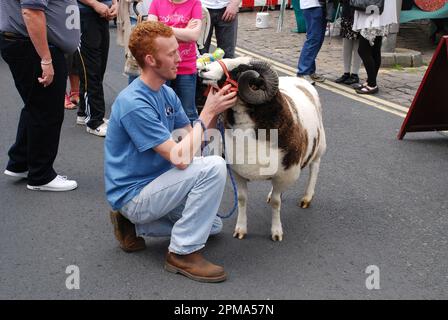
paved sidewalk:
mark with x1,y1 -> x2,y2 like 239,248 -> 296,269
235,9 -> 438,108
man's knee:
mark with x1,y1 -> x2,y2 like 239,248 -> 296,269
202,155 -> 227,180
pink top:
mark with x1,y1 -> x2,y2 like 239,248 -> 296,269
149,0 -> 202,75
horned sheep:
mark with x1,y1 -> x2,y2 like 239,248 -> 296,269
199,57 -> 326,241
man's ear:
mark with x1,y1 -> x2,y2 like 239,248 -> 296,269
145,54 -> 156,67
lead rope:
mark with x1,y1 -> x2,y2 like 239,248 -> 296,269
217,119 -> 238,219
201,118 -> 238,219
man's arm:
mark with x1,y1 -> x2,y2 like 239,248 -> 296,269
222,0 -> 240,22
154,84 -> 237,169
78,0 -> 110,18
21,8 -> 53,87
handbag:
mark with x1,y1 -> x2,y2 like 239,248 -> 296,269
349,0 -> 385,15
124,14 -> 143,76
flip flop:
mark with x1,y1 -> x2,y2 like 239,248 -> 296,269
355,85 -> 379,95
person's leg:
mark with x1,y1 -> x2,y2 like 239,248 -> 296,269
1,36 -> 31,173
120,156 -> 227,255
372,36 -> 383,83
357,36 -> 377,87
351,38 -> 362,75
170,74 -> 199,122
336,38 -> 353,83
78,14 -> 107,130
201,8 -> 219,55
133,199 -> 223,238
214,10 -> 238,58
1,37 -> 66,185
69,53 -> 80,103
343,38 -> 353,74
297,7 -> 326,76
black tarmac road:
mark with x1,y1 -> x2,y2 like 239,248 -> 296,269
1,29 -> 447,300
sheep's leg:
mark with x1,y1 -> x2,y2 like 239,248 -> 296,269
299,158 -> 321,208
269,180 -> 290,242
232,171 -> 249,240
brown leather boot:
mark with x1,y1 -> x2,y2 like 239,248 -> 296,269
110,210 -> 146,252
165,251 -> 227,283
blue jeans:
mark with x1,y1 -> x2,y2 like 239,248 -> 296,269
166,74 -> 199,122
128,17 -> 138,85
128,74 -> 138,84
297,6 -> 327,76
120,156 -> 227,255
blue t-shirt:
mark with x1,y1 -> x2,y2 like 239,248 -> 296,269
104,78 -> 190,210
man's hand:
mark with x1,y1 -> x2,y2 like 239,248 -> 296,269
93,1 -> 110,19
202,84 -> 238,119
222,1 -> 239,22
107,3 -> 118,20
38,63 -> 54,87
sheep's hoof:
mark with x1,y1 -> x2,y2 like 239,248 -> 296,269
266,196 -> 271,203
299,197 -> 312,208
233,229 -> 247,240
300,200 -> 310,208
271,233 -> 283,242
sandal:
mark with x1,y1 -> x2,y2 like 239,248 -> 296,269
64,93 -> 76,110
69,91 -> 80,105
355,85 -> 379,95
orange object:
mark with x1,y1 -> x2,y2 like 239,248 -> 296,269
414,0 -> 446,12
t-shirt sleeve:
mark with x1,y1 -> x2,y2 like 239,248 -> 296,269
148,0 -> 159,16
173,96 -> 191,129
20,0 -> 48,10
121,106 -> 171,153
192,0 -> 203,19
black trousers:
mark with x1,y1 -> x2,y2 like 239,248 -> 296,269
201,8 -> 238,59
77,13 -> 110,130
358,35 -> 382,87
0,34 -> 66,186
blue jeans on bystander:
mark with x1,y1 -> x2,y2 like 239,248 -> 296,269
166,73 -> 199,123
297,6 -> 327,76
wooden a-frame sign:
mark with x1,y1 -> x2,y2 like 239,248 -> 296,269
398,35 -> 448,140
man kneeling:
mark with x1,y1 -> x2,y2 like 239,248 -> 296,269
105,21 -> 236,283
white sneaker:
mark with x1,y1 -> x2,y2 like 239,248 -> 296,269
77,117 -> 109,126
86,121 -> 108,137
76,116 -> 86,125
298,75 -> 316,85
27,175 -> 78,191
4,169 -> 28,178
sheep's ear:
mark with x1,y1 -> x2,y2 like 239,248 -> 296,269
230,64 -> 252,79
235,64 -> 251,73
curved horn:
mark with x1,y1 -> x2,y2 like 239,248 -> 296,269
237,60 -> 279,105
